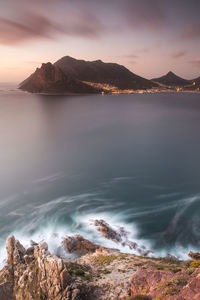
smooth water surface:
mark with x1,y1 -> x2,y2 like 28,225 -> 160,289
0,83 -> 200,263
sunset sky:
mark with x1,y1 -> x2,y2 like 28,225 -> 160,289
0,0 -> 200,82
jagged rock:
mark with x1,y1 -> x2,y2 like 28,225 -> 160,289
188,251 -> 200,260
2,236 -> 83,299
165,254 -> 180,261
30,240 -> 38,247
24,254 -> 34,264
60,269 -> 71,289
25,246 -> 34,256
0,282 -> 13,300
94,219 -> 124,243
1,234 -> 200,300
71,288 -> 81,300
63,235 -> 100,254
6,236 -> 26,265
93,219 -> 152,256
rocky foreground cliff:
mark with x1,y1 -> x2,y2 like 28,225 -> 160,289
0,220 -> 200,300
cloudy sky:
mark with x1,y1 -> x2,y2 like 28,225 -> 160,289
0,0 -> 200,81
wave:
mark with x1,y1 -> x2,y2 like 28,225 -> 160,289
1,190 -> 200,269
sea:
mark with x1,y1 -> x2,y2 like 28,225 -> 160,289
0,83 -> 200,267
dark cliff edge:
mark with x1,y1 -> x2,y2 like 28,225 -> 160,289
0,220 -> 200,300
19,62 -> 102,95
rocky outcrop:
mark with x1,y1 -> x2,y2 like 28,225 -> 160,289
6,235 -> 26,266
63,235 -> 100,254
129,269 -> 189,299
128,267 -> 200,300
1,236 -> 85,300
1,234 -> 200,300
188,251 -> 200,260
93,219 -> 152,256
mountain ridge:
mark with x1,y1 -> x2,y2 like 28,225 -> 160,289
19,57 -> 200,94
54,56 -> 156,90
19,56 -> 157,94
152,71 -> 191,87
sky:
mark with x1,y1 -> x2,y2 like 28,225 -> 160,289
0,0 -> 200,82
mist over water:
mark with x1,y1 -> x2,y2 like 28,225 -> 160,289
0,84 -> 200,266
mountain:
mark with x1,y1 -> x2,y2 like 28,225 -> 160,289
152,71 -> 191,87
19,62 -> 102,94
54,56 -> 156,90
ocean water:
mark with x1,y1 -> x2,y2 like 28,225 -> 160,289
0,83 -> 200,266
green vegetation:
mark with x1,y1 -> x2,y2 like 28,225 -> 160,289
162,287 -> 180,297
185,267 -> 195,275
134,263 -> 144,267
118,269 -> 126,273
64,262 -> 88,277
74,268 -> 85,276
165,276 -> 188,287
103,269 -> 111,274
190,260 -> 200,268
94,254 -> 117,266
119,253 -> 129,260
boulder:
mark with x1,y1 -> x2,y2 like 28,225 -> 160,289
188,251 -> 200,260
63,235 -> 100,254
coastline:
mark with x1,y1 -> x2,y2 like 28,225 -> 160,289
0,227 -> 200,300
18,86 -> 200,96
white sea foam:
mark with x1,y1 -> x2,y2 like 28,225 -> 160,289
1,194 -> 200,268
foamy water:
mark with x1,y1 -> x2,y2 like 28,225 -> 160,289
0,86 -> 200,268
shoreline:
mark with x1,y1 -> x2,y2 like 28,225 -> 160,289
0,218 -> 198,269
18,89 -> 200,96
0,231 -> 200,300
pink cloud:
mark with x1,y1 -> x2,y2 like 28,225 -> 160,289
0,3 -> 105,45
182,24 -> 200,39
171,50 -> 186,58
189,58 -> 200,67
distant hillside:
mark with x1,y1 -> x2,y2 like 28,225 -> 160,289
54,56 -> 156,90
193,76 -> 200,87
152,71 -> 191,87
19,62 -> 102,94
